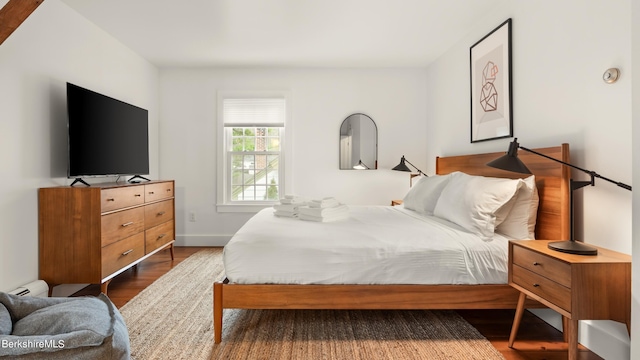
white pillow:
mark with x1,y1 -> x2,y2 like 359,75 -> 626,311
496,175 -> 539,239
402,174 -> 451,215
433,172 -> 523,241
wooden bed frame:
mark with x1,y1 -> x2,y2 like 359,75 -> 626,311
213,144 -> 571,343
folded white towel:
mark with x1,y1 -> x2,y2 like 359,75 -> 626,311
274,204 -> 300,212
299,204 -> 348,217
309,197 -> 340,208
274,209 -> 298,218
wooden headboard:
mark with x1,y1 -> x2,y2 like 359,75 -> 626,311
435,144 -> 570,241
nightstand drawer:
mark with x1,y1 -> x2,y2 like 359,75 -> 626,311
512,264 -> 571,312
512,244 -> 571,288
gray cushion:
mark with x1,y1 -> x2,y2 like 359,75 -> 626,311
0,303 -> 11,335
0,293 -> 130,359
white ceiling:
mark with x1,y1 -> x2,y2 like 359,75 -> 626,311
60,0 -> 503,68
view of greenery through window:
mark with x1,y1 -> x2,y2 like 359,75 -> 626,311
229,127 -> 280,201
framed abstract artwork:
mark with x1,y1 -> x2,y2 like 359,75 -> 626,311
470,18 -> 512,143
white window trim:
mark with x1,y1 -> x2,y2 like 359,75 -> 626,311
216,90 -> 293,213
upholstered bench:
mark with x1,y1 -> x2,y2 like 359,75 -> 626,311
0,292 -> 130,359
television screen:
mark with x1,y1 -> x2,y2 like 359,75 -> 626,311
67,83 -> 149,178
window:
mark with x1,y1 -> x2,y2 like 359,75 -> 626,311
217,92 -> 291,212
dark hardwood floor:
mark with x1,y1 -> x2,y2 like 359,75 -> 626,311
73,246 -> 601,360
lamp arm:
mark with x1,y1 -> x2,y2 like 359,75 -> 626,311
403,158 -> 424,175
519,145 -> 632,191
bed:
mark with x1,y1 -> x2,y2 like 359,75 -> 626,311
213,144 -> 571,343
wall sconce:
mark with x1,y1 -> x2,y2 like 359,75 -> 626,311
487,138 -> 631,255
393,156 -> 425,186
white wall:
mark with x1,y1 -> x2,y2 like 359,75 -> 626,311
159,68 -> 428,245
425,1 -> 632,359
0,1 -> 159,294
631,0 -> 639,358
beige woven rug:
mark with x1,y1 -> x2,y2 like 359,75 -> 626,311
120,249 -> 505,360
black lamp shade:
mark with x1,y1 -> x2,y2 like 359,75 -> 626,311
486,154 -> 532,174
392,156 -> 412,172
486,139 -> 533,174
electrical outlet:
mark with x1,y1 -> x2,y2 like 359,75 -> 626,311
189,212 -> 196,222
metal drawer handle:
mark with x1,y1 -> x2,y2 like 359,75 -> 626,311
157,234 -> 166,240
148,191 -> 155,195
166,189 -> 172,192
135,194 -> 142,197
121,222 -> 134,227
157,211 -> 166,216
533,283 -> 540,287
533,262 -> 540,266
106,198 -> 115,202
122,249 -> 134,256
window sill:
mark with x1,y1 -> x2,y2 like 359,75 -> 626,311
216,203 -> 274,213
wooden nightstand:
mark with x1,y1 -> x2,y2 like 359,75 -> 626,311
508,240 -> 631,360
391,199 -> 403,206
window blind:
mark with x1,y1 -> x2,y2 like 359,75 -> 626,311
223,98 -> 285,127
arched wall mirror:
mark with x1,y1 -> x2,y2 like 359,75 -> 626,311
339,113 -> 378,170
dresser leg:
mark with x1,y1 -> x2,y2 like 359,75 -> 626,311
508,292 -> 527,348
169,244 -> 175,261
100,279 -> 112,295
562,316 -> 569,342
567,319 -> 578,360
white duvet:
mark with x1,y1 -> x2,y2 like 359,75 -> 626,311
223,205 -> 509,285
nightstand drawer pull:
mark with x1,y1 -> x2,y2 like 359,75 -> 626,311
122,249 -> 134,256
134,194 -> 142,197
106,198 -> 115,202
533,283 -> 540,287
156,234 -> 166,240
533,262 -> 539,266
157,211 -> 166,216
121,221 -> 134,227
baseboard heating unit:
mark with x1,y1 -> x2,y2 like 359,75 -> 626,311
8,280 -> 49,297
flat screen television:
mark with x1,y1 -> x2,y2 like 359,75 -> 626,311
67,82 -> 149,185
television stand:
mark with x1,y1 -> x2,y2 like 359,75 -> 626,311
128,175 -> 150,183
70,178 -> 90,187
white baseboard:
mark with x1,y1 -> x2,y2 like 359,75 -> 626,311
175,235 -> 231,247
528,309 -> 630,360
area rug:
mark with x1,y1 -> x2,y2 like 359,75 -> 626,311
120,249 -> 505,360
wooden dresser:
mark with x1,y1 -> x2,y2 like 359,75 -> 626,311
508,240 -> 631,360
39,180 -> 176,295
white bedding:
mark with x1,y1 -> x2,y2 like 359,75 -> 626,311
223,205 -> 510,285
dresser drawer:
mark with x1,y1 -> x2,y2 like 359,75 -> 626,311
145,182 -> 174,203
101,207 -> 145,247
512,264 -> 571,312
145,221 -> 174,254
101,232 -> 144,277
101,186 -> 144,212
144,199 -> 174,229
512,244 -> 571,288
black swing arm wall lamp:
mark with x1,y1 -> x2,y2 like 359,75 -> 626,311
392,156 -> 425,176
486,138 -> 631,255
